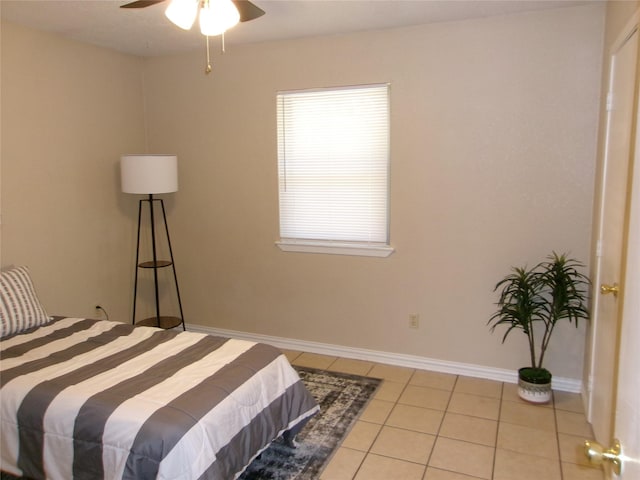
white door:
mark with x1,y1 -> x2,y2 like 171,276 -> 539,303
587,13 -> 640,480
589,18 -> 638,444
612,93 -> 640,479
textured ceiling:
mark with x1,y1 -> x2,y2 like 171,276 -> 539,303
0,0 -> 592,57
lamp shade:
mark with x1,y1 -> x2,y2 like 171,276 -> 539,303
165,0 -> 199,30
199,0 -> 240,36
121,154 -> 178,194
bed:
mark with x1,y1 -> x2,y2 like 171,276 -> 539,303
0,267 -> 319,480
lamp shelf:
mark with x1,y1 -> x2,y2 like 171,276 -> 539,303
139,260 -> 172,268
130,197 -> 185,331
136,316 -> 183,330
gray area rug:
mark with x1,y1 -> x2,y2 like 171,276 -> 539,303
239,366 -> 382,480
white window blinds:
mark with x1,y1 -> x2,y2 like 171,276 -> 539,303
277,84 -> 390,246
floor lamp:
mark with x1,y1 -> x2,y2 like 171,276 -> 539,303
121,154 -> 185,330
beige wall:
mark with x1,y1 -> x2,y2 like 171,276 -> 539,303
1,4 -> 605,381
1,21 -> 146,321
603,0 -> 640,49
142,4 -> 604,380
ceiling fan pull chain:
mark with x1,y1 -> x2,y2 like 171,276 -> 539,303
222,32 -> 226,54
205,35 -> 212,74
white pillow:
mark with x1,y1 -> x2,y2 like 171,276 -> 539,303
0,266 -> 51,338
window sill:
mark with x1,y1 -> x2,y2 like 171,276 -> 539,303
276,240 -> 394,257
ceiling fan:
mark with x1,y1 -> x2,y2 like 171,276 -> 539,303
121,0 -> 265,73
120,0 -> 265,25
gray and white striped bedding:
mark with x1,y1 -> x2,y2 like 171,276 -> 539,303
0,317 -> 319,480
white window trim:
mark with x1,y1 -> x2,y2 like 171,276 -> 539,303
276,239 -> 394,257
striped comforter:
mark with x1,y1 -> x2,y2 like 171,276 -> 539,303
0,317 -> 319,480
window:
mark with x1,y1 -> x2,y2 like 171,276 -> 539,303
276,84 -> 392,257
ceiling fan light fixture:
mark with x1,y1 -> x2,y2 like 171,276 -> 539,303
165,0 -> 199,30
199,0 -> 240,36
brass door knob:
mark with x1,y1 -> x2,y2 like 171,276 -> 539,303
600,283 -> 619,297
584,439 -> 622,475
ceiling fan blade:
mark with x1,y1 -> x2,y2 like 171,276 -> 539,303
232,0 -> 265,22
120,0 -> 165,8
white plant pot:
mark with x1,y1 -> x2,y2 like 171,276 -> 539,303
517,369 -> 552,404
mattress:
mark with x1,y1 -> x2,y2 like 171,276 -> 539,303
0,317 -> 319,480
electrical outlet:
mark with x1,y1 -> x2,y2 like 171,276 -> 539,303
409,313 -> 419,329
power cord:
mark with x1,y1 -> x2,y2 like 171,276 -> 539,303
95,305 -> 110,320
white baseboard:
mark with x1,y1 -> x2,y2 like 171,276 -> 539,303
186,323 -> 582,393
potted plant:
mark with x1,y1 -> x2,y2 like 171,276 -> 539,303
488,252 -> 590,403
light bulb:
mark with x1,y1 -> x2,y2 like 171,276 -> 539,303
165,0 -> 199,30
199,0 -> 240,36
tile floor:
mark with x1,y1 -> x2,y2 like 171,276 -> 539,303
281,350 -> 604,480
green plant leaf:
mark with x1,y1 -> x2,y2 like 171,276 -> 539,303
488,252 -> 591,370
